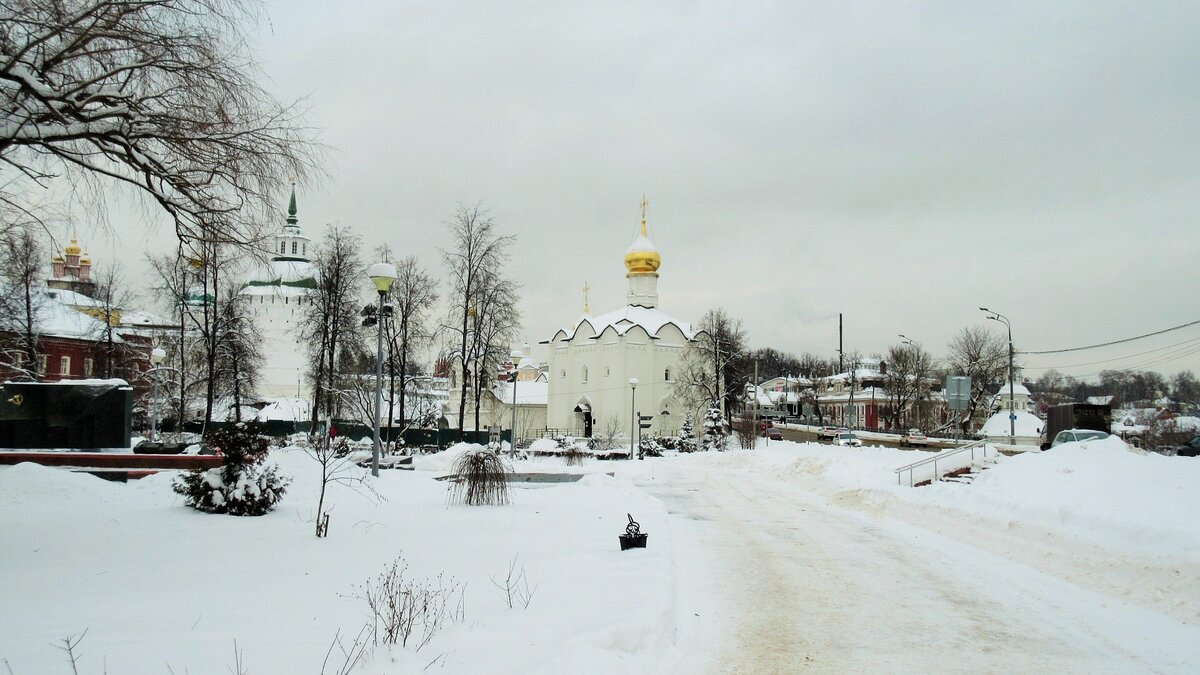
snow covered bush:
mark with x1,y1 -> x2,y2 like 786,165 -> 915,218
638,438 -> 663,459
173,422 -> 289,516
448,446 -> 510,505
701,406 -> 729,452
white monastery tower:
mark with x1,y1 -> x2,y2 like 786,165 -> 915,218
543,197 -> 697,438
240,182 -> 316,398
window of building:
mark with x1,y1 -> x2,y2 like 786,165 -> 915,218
279,242 -> 286,255
291,241 -> 298,255
581,366 -> 588,383
604,366 -> 610,377
83,358 -> 93,377
664,367 -> 672,382
560,369 -> 566,378
60,355 -> 71,375
38,354 -> 47,373
302,244 -> 306,256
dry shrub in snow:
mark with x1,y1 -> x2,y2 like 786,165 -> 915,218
358,556 -> 464,651
173,422 -> 289,516
562,447 -> 588,467
449,446 -> 510,505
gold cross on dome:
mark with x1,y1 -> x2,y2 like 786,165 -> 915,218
640,194 -> 649,222
582,281 -> 591,314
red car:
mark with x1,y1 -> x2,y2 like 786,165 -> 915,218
762,427 -> 783,441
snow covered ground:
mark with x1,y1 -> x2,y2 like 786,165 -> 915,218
3,437 -> 1199,673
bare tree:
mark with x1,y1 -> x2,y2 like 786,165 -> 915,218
467,269 -> 519,432
0,223 -> 44,378
441,204 -> 515,434
298,226 -> 363,427
88,261 -> 139,379
0,0 -> 320,244
945,325 -> 1009,432
378,252 -> 438,431
213,284 -> 262,421
676,308 -> 746,419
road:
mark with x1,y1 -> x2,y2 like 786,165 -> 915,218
638,457 -> 1200,674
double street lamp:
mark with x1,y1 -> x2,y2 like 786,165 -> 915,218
980,307 -> 1015,446
367,262 -> 398,477
148,347 -> 167,442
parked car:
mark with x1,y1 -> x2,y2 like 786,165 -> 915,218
900,429 -> 929,447
832,432 -> 862,447
1041,428 -> 1110,450
762,427 -> 784,441
816,426 -> 840,440
1171,434 -> 1200,457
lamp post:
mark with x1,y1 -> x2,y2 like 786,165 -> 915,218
368,262 -> 398,477
899,334 -> 921,431
149,347 -> 166,442
980,307 -> 1015,446
509,368 -> 518,450
628,378 -> 638,460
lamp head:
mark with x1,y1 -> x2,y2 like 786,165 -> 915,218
151,347 -> 166,365
367,262 -> 398,294
629,377 -> 639,387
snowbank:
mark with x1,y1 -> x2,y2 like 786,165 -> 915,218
0,448 -> 684,673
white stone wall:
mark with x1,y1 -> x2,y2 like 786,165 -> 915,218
247,292 -> 311,398
546,321 -> 688,438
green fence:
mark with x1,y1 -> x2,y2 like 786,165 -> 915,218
183,418 -> 509,450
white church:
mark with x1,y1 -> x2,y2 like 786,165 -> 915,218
239,182 -> 317,400
543,199 -> 698,438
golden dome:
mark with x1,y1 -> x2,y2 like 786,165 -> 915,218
80,255 -> 91,265
624,195 -> 661,274
64,239 -> 81,255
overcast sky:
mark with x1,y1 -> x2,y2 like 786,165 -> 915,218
97,1 -> 1200,381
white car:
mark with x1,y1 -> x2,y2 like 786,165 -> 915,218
832,432 -> 862,447
900,429 -> 929,447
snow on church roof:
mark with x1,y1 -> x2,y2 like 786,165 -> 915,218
994,382 -> 1031,397
553,305 -> 696,342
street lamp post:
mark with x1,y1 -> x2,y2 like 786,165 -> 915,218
368,262 -> 398,477
899,334 -> 921,431
980,307 -> 1015,446
149,347 -> 166,442
629,378 -> 638,460
509,368 -> 518,450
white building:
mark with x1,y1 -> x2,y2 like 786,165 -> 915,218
239,184 -> 316,398
543,201 -> 697,438
991,382 -> 1032,414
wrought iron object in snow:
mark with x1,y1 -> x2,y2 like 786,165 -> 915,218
619,513 -> 648,550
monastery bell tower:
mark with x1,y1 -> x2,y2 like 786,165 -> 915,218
623,195 -> 661,308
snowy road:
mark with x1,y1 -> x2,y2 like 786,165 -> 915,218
638,458 -> 1200,674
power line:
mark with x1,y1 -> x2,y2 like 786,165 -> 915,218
1018,318 -> 1200,355
1022,335 -> 1200,370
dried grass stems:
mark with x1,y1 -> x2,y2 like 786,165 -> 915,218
449,447 -> 511,506
491,556 -> 538,609
562,447 -> 588,467
355,557 -> 465,652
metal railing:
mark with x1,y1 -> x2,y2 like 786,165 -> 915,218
893,438 -> 992,486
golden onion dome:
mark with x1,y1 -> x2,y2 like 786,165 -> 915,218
52,254 -> 64,263
624,196 -> 661,274
64,239 -> 82,255
80,255 -> 91,265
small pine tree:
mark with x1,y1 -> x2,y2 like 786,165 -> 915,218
702,405 -> 729,452
678,412 -> 697,453
173,421 -> 290,516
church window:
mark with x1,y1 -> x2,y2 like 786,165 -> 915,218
581,366 -> 588,383
604,366 -> 610,377
280,242 -> 286,255
302,244 -> 306,256
664,367 -> 672,382
560,369 -> 566,379
291,241 -> 298,255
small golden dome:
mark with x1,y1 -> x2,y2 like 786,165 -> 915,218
52,254 -> 64,263
64,239 -> 81,255
624,195 -> 660,274
80,256 -> 91,265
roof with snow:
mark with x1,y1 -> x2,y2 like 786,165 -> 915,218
256,397 -> 311,422
549,304 -> 696,342
492,380 -> 548,406
242,259 -> 317,293
994,382 -> 1031,397
5,289 -> 120,342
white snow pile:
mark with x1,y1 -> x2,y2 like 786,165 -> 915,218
0,449 -> 684,673
979,409 -> 1044,437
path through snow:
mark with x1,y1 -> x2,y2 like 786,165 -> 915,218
638,459 -> 1200,674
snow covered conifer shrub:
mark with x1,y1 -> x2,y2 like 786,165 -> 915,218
638,438 -> 663,458
678,412 -> 698,453
449,445 -> 510,505
702,405 -> 729,451
173,422 -> 289,515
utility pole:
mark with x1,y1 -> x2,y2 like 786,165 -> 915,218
838,313 -> 844,373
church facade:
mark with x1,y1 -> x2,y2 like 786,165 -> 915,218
543,201 -> 697,439
239,183 -> 317,398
